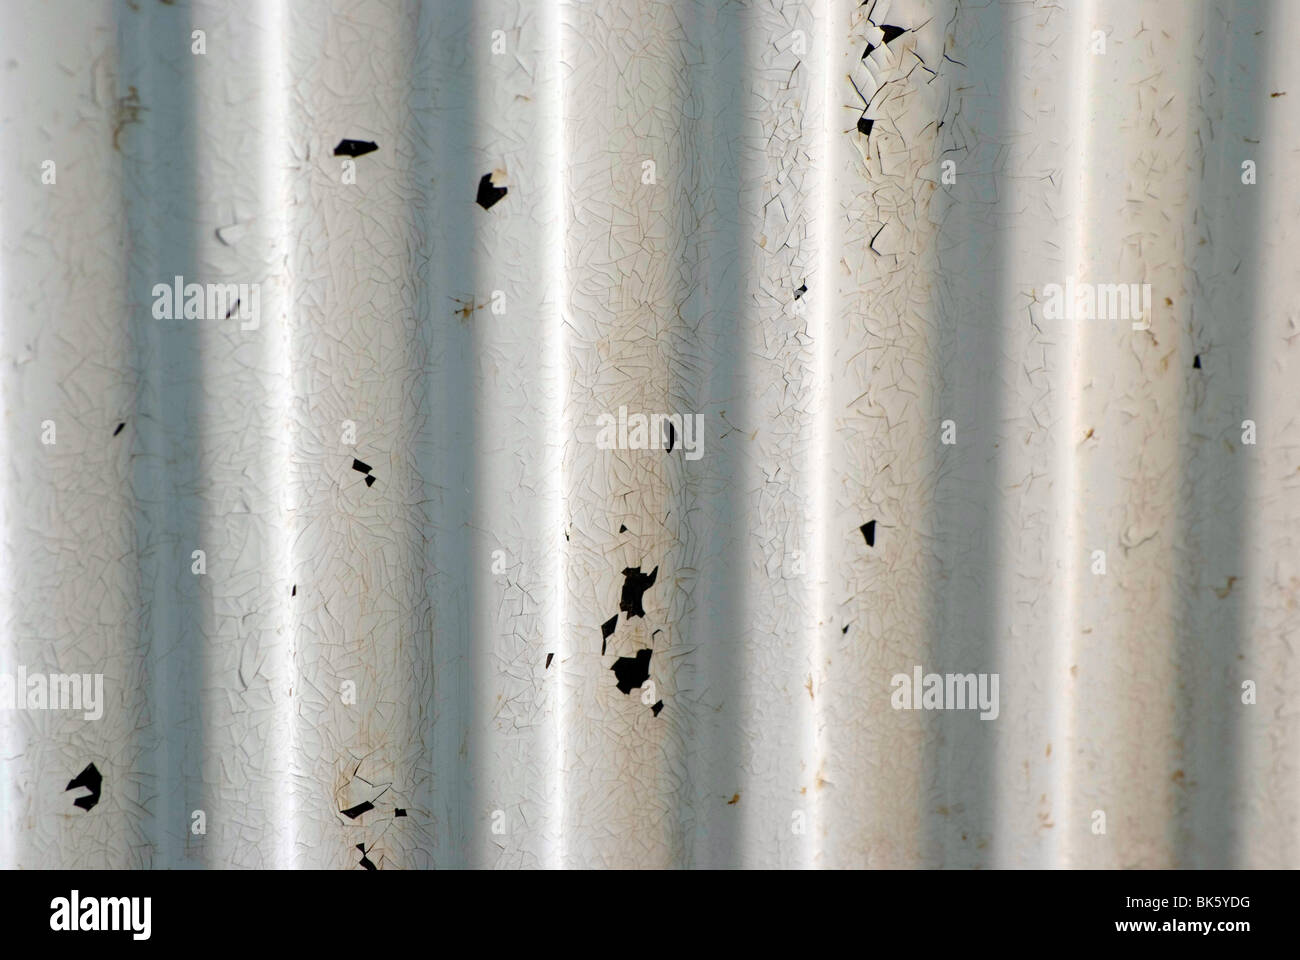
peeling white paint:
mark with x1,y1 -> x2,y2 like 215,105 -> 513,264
0,0 -> 1297,868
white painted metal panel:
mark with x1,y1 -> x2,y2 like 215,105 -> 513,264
0,0 -> 1296,868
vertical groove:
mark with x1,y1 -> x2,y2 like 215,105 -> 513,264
1057,0 -> 1094,869
548,0 -> 569,872
120,0 -> 203,867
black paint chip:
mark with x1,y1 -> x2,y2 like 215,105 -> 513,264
601,614 -> 618,654
842,624 -> 850,634
858,116 -> 874,137
476,172 -> 508,210
1193,354 -> 1202,369
341,800 -> 375,820
794,282 -> 807,299
611,649 -> 652,694
618,524 -> 627,533
652,700 -> 664,717
291,584 -> 296,597
860,520 -> 876,547
364,475 -> 376,487
358,844 -> 377,870
862,42 -> 876,59
664,421 -> 676,453
545,652 -> 554,669
113,422 -> 125,437
880,24 -> 907,44
352,459 -> 373,475
395,808 -> 407,817
619,565 -> 659,619
65,762 -> 102,811
334,139 -> 379,157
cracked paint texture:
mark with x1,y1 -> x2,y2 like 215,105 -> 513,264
0,0 -> 1297,869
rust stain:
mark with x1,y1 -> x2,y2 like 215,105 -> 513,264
111,86 -> 143,151
452,297 -> 482,321
727,793 -> 739,805
1213,575 -> 1239,599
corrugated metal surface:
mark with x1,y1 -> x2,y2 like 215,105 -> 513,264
0,0 -> 1297,869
